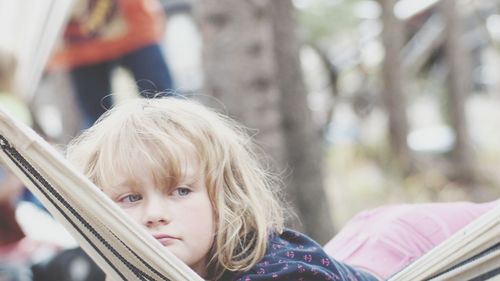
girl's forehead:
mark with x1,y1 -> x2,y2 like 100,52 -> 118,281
103,154 -> 202,189
97,122 -> 205,189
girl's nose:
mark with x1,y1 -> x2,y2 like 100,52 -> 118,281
143,197 -> 170,228
145,216 -> 168,228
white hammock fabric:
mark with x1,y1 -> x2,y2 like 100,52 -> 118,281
0,0 -> 74,99
0,107 -> 203,281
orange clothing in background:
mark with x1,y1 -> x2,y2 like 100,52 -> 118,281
49,0 -> 165,70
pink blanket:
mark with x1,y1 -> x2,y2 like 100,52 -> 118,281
323,200 -> 498,279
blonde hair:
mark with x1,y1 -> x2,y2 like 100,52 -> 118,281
66,97 -> 285,279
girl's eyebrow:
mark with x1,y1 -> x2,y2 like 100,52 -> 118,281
181,163 -> 201,181
106,179 -> 138,196
112,179 -> 137,189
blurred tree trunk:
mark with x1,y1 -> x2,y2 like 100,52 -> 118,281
379,0 -> 412,171
439,0 -> 475,182
194,0 -> 334,243
402,14 -> 445,77
193,1 -> 287,168
270,0 -> 334,244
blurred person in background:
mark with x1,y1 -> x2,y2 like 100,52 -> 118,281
0,49 -> 104,281
0,48 -> 43,281
48,0 -> 175,129
0,49 -> 30,255
0,157 -> 30,281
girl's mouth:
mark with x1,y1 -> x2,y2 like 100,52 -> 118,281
153,234 -> 179,245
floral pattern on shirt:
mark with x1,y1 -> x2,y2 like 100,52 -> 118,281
222,229 -> 377,281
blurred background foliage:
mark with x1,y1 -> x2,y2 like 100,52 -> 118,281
294,0 -> 500,228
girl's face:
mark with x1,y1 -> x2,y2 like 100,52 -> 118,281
104,161 -> 216,278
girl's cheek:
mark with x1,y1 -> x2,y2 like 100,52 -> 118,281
122,208 -> 142,223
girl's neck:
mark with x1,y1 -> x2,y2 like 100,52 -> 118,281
190,259 -> 209,279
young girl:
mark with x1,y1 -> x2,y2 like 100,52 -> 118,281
66,97 -> 378,280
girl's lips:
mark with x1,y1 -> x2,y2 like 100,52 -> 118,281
153,234 -> 179,245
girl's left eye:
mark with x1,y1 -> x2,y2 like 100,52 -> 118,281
175,187 -> 191,196
121,194 -> 143,203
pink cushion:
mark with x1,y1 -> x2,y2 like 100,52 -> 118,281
323,200 -> 498,279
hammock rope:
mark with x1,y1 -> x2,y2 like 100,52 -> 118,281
426,242 -> 500,280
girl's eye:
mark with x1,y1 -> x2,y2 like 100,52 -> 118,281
176,187 -> 191,197
120,194 -> 143,203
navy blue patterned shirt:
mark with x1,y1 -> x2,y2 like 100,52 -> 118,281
221,229 -> 377,281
